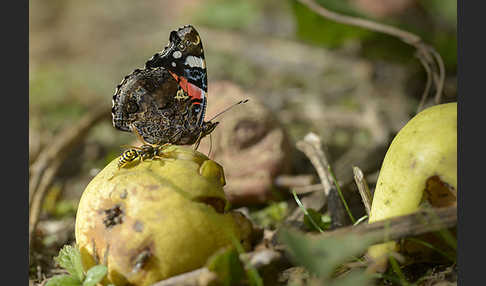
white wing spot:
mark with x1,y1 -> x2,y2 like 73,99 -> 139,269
171,62 -> 176,67
172,51 -> 182,59
185,56 -> 205,69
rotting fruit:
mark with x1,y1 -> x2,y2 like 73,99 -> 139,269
367,103 -> 457,270
75,145 -> 253,286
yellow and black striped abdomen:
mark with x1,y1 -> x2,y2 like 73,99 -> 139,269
118,149 -> 140,169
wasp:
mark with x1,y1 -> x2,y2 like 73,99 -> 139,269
117,144 -> 169,169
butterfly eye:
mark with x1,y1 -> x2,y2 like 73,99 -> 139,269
125,101 -> 139,113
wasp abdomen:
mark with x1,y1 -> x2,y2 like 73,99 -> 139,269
118,149 -> 140,169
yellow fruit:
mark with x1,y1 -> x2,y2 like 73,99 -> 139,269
75,145 -> 251,286
367,103 -> 457,268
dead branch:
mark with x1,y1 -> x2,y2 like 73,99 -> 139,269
295,133 -> 351,228
296,0 -> 445,113
295,133 -> 333,196
29,104 -> 110,250
315,206 -> 457,244
275,174 -> 315,189
289,133 -> 333,222
291,184 -> 323,195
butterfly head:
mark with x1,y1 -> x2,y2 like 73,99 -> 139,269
202,121 -> 219,138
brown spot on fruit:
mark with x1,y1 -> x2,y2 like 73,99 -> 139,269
146,185 -> 159,191
92,239 -> 100,264
132,247 -> 152,273
424,175 -> 457,207
410,160 -> 417,169
103,204 -> 124,228
133,220 -> 144,232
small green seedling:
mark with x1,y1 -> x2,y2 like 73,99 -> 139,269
45,244 -> 110,286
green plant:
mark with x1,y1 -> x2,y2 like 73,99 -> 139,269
279,228 -> 375,285
292,190 -> 331,232
45,245 -> 109,286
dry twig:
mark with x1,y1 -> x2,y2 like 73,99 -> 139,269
295,133 -> 333,196
295,133 -> 350,228
315,206 -> 457,243
289,133 -> 333,222
296,0 -> 445,113
29,104 -> 110,250
292,184 -> 323,195
275,174 -> 315,189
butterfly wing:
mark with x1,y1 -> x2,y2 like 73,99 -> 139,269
145,25 -> 208,126
111,67 -> 186,145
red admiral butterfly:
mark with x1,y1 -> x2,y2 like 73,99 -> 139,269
112,25 -> 221,147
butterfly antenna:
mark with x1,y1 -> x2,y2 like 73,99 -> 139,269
207,99 -> 249,122
193,131 -> 203,151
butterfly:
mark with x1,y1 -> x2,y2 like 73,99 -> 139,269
111,25 -> 218,147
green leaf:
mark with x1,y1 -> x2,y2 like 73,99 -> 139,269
291,0 -> 372,48
206,247 -> 245,286
278,228 -> 375,278
292,191 -> 324,233
82,265 -> 108,286
195,0 -> 260,30
251,201 -> 288,228
229,234 -> 264,286
45,275 -> 81,286
54,245 -> 85,282
304,208 -> 331,231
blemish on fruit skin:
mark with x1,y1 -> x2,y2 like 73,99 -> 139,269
410,160 -> 417,169
103,204 -> 124,228
131,246 -> 153,273
92,239 -> 100,264
424,175 -> 456,207
384,199 -> 390,206
103,244 -> 110,265
120,189 -> 128,199
133,220 -> 144,232
146,185 -> 159,191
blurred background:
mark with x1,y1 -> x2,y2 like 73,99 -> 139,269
29,0 -> 456,281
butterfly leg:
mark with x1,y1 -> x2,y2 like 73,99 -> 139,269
153,143 -> 172,160
193,131 -> 204,151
